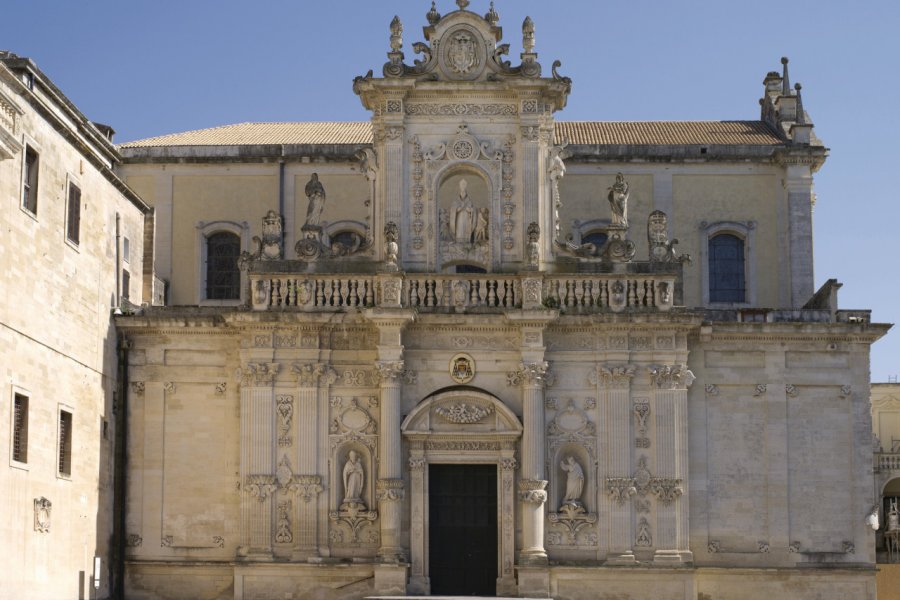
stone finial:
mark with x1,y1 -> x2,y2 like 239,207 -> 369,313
781,56 -> 791,96
427,1 -> 441,25
390,16 -> 403,52
456,0 -> 470,10
485,1 -> 499,25
523,17 -> 536,53
794,83 -> 806,125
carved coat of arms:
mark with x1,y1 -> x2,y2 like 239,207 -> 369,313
447,31 -> 478,74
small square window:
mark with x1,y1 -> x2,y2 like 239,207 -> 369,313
66,182 -> 81,245
22,146 -> 39,214
12,393 -> 29,464
58,410 -> 73,477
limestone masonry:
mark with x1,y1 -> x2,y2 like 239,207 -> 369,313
1,2 -> 896,599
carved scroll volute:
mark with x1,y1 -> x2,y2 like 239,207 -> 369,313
507,362 -> 554,388
648,364 -> 696,390
292,362 -> 337,388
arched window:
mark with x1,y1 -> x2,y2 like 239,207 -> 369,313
708,233 -> 745,303
205,232 -> 241,300
582,231 -> 608,248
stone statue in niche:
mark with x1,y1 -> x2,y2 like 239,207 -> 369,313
303,173 -> 326,229
474,207 -> 490,243
342,450 -> 366,509
439,209 -> 453,242
451,179 -> 476,244
560,456 -> 585,511
608,172 -> 629,228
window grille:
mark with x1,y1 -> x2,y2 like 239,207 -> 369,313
66,182 -> 81,244
22,146 -> 39,214
13,394 -> 28,463
206,232 -> 241,300
58,410 -> 72,476
709,233 -> 746,303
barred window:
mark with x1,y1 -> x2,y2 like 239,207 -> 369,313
58,410 -> 72,476
13,394 -> 28,464
709,233 -> 746,303
205,232 -> 241,300
66,182 -> 81,244
22,146 -> 39,214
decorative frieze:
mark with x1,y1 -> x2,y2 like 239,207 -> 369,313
434,402 -> 493,424
605,456 -> 683,508
405,103 -> 517,116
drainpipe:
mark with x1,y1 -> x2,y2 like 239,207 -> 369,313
114,212 -> 121,312
279,149 -> 286,249
112,334 -> 129,599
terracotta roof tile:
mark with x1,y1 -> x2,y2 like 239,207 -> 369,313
555,120 -> 784,146
120,120 -> 784,149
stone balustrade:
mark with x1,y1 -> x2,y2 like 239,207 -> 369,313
876,452 -> 900,473
249,271 -> 677,313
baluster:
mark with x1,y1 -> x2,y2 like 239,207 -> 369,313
364,279 -> 374,306
423,279 -> 433,307
574,279 -> 585,307
322,280 -> 333,306
587,279 -> 598,307
637,280 -> 646,307
316,280 -> 325,306
469,280 -> 479,307
500,280 -> 510,307
349,280 -> 358,307
486,280 -> 496,307
628,280 -> 637,307
271,278 -> 281,306
286,278 -> 295,306
600,280 -> 608,308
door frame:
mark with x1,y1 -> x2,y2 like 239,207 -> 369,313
402,390 -> 521,596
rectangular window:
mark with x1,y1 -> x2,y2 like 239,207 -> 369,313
12,394 -> 28,464
58,410 -> 72,477
66,182 -> 81,244
122,269 -> 130,301
22,146 -> 39,214
123,237 -> 130,263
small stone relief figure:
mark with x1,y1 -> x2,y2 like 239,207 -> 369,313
384,221 -> 399,271
474,208 -> 489,243
439,208 -> 453,242
342,450 -> 365,508
450,179 -> 475,244
560,456 -> 585,510
607,173 -> 629,228
303,173 -> 326,228
889,499 -> 900,533
526,222 -> 540,267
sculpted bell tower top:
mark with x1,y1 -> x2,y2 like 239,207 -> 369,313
354,1 -> 571,111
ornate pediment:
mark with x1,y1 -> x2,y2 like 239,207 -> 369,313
354,2 -> 571,111
401,390 -> 522,436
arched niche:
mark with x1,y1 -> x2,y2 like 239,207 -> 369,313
401,389 -> 521,594
434,164 -> 495,272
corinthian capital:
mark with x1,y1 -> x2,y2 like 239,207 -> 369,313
240,362 -> 280,386
589,364 -> 636,389
518,479 -> 548,504
292,362 -> 337,387
507,362 -> 554,388
648,364 -> 696,389
374,361 -> 416,385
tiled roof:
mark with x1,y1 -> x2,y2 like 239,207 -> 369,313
120,120 -> 784,148
119,122 -> 373,148
555,121 -> 784,146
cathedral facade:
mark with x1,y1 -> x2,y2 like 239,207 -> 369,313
3,2 -> 891,600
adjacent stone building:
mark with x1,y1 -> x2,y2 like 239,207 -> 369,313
0,54 -> 149,599
2,2 -> 892,600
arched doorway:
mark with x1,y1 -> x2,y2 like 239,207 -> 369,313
401,389 -> 522,596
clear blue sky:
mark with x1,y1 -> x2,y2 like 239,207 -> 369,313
3,0 -> 897,380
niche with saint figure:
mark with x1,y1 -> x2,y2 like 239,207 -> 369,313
437,171 -> 492,270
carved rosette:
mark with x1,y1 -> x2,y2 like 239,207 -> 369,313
590,365 -> 636,389
376,478 -> 406,502
518,479 -> 548,504
292,362 -> 337,387
605,478 -> 637,505
648,364 -> 695,389
240,362 -> 280,386
507,362 -> 554,388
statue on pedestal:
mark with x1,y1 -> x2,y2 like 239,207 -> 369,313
342,450 -> 365,509
303,173 -> 326,229
608,172 -> 629,228
560,456 -> 585,512
450,179 -> 475,244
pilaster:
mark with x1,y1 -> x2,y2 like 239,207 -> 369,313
785,164 -> 814,307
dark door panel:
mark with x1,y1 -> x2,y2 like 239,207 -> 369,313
429,464 -> 498,596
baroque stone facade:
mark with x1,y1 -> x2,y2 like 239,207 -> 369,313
1,3 -> 890,600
